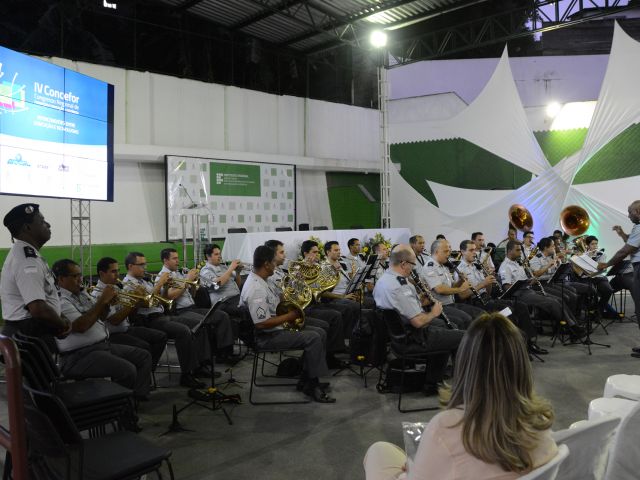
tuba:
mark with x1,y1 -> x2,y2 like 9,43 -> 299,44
508,204 -> 534,232
560,206 -> 591,276
276,269 -> 313,331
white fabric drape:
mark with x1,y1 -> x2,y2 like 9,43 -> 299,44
295,169 -> 333,229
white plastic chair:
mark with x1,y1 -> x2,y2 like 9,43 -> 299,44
519,444 -> 569,480
604,402 -> 640,480
588,397 -> 637,421
603,374 -> 640,400
551,416 -> 620,480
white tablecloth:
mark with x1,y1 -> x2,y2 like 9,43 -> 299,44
221,228 -> 412,263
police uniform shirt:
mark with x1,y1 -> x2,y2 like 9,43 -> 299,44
529,253 -> 556,281
267,266 -> 286,297
373,270 -> 422,324
158,266 -> 194,309
332,261 -> 351,295
523,245 -> 533,259
415,252 -> 431,269
371,260 -> 389,283
422,260 -> 456,305
123,274 -> 164,316
456,259 -> 487,294
344,253 -> 366,272
92,279 -> 129,334
0,239 -> 60,322
200,263 -> 240,303
498,258 -> 529,286
56,287 -> 108,353
239,272 -> 281,332
628,223 -> 640,263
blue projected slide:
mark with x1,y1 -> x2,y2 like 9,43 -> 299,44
0,45 -> 114,201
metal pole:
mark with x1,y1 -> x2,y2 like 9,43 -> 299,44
181,214 -> 188,269
379,57 -> 392,228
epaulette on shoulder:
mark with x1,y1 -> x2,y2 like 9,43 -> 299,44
397,276 -> 407,285
23,246 -> 37,258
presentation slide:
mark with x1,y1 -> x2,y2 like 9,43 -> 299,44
0,45 -> 114,201
165,155 -> 296,240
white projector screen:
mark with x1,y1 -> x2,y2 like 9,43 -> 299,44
165,155 -> 296,241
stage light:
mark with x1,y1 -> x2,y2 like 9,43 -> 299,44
546,102 -> 561,118
370,30 -> 388,48
550,101 -> 596,131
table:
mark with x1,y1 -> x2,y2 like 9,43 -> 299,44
221,228 -> 412,263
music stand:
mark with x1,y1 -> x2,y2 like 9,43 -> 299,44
546,263 -> 573,285
162,301 -> 239,434
499,280 -> 529,301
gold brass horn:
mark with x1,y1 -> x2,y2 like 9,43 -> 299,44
560,205 -> 590,237
508,204 -> 534,232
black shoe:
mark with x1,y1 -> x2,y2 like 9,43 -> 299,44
326,356 -> 349,369
528,343 -> 548,355
632,347 -> 640,354
302,385 -> 336,403
631,353 -> 640,359
422,383 -> 439,397
180,374 -> 206,389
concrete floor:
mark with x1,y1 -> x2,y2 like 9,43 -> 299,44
2,302 -> 639,479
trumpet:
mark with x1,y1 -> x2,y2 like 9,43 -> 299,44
87,284 -> 152,308
220,260 -> 253,270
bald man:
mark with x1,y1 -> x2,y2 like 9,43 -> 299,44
598,200 -> 640,358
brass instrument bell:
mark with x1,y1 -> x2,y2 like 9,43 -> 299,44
508,204 -> 533,232
560,205 -> 590,237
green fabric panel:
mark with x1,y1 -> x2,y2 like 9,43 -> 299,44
574,123 -> 640,184
0,240 -> 226,275
326,172 -> 381,228
534,129 -> 587,166
390,140 -> 532,206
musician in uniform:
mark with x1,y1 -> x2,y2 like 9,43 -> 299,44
421,239 -> 484,329
123,252 -> 206,389
472,232 -> 495,273
409,235 -> 430,270
157,248 -> 237,364
368,242 -> 389,284
344,238 -> 366,271
581,236 -> 616,318
265,239 -> 348,368
597,200 -> 640,357
373,245 -> 463,395
609,225 -> 634,294
199,244 -> 245,319
456,240 -> 545,355
529,237 -> 588,315
53,259 -> 152,399
240,245 -> 335,403
522,231 -> 535,259
94,257 -> 167,371
0,204 -> 69,340
499,241 -> 585,339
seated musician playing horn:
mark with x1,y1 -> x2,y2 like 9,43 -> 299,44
239,245 -> 335,403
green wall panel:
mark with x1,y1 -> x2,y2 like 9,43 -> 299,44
574,123 -> 640,184
326,172 -> 380,229
534,128 -> 587,166
390,139 -> 532,205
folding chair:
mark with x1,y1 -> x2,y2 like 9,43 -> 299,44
604,402 -> 640,480
519,444 -> 569,480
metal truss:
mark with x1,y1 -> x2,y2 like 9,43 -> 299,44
379,63 -> 392,228
386,1 -> 635,66
70,199 -> 92,282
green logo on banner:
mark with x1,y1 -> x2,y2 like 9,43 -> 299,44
210,162 -> 261,196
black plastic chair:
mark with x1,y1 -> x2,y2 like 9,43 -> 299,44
313,226 -> 328,230
23,388 -> 174,480
13,333 -> 135,434
379,309 -> 453,413
298,223 -> 310,231
247,329 -> 310,405
228,227 -> 248,233
275,227 -> 293,232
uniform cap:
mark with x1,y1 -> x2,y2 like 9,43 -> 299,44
3,203 -> 40,230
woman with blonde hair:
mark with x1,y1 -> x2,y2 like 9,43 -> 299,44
364,313 -> 558,480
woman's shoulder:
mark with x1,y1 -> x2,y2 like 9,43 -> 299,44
428,408 -> 465,430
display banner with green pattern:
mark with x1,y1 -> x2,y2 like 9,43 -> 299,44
165,156 -> 295,240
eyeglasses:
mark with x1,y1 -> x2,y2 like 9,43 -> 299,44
403,261 -> 416,266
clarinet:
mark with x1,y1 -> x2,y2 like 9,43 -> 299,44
445,261 -> 488,306
518,253 -> 547,296
409,270 -> 458,330
474,255 -> 503,295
